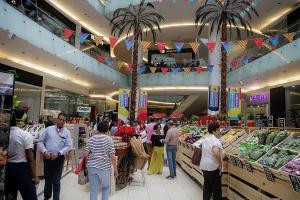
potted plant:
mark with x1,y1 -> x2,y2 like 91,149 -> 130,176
247,108 -> 255,127
191,115 -> 199,125
217,113 -> 227,126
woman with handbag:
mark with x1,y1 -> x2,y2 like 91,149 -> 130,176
86,121 -> 117,200
200,122 -> 224,200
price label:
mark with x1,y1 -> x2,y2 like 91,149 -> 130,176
289,175 -> 300,193
278,118 -> 285,131
263,166 -> 274,182
230,156 -> 237,166
268,115 -> 273,127
235,157 -> 243,169
244,160 -> 253,173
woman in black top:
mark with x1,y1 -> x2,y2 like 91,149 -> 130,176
148,123 -> 165,175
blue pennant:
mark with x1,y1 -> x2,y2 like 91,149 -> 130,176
207,65 -> 214,72
138,65 -> 146,74
269,35 -> 279,46
222,41 -> 233,52
242,56 -> 249,65
125,39 -> 134,50
79,33 -> 90,43
189,0 -> 195,5
106,58 -> 113,66
172,67 -> 180,74
175,42 -> 184,53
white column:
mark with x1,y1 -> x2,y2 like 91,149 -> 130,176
75,23 -> 81,49
208,26 -> 221,115
39,78 -> 46,115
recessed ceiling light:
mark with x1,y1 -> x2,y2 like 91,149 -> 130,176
292,86 -> 295,88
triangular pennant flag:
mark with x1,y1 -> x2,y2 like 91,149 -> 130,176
283,32 -> 296,43
242,56 -> 249,65
97,55 -> 104,62
238,40 -> 248,50
189,0 -> 195,5
207,65 -> 214,72
172,67 -> 180,74
138,65 -> 146,74
195,66 -> 204,73
125,39 -> 134,50
156,42 -> 166,53
222,41 -> 233,52
269,35 -> 279,47
109,37 -> 119,48
263,41 -> 272,50
190,42 -> 201,54
253,38 -> 263,49
64,29 -> 74,41
172,0 -> 176,4
161,67 -> 168,75
175,42 -> 184,53
79,33 -> 90,43
141,41 -> 151,51
183,67 -> 191,74
128,64 -> 134,72
231,59 -> 238,69
206,42 -> 216,53
184,0 -> 189,3
199,38 -> 209,45
150,67 -> 157,73
106,57 -> 113,66
92,35 -> 103,46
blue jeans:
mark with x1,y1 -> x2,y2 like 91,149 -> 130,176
87,167 -> 111,200
166,145 -> 177,177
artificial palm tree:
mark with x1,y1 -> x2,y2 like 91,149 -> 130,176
110,0 -> 164,121
195,0 -> 258,115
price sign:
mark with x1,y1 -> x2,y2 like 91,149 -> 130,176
289,175 -> 300,193
263,166 -> 274,182
230,156 -> 237,166
278,118 -> 285,131
268,115 -> 273,127
244,160 -> 253,173
235,157 -> 243,169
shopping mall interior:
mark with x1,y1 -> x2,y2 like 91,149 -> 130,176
1,0 -> 300,199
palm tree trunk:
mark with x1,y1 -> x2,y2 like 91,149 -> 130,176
220,21 -> 227,114
129,31 -> 139,121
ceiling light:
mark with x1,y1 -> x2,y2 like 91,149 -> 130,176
70,79 -> 90,87
261,8 -> 293,30
141,86 -> 208,91
89,94 -> 118,102
148,100 -> 176,105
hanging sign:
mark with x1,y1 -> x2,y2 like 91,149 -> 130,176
137,91 -> 148,122
118,89 -> 130,122
289,175 -> 300,193
227,88 -> 241,120
268,115 -> 273,127
278,118 -> 285,131
77,106 -> 91,113
263,166 -> 275,182
208,86 -> 220,112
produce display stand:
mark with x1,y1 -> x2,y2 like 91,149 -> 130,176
115,145 -> 132,190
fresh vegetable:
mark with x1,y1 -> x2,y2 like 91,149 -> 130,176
280,137 -> 300,152
281,156 -> 300,176
273,131 -> 288,145
258,149 -> 296,169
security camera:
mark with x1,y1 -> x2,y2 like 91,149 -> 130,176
8,33 -> 16,40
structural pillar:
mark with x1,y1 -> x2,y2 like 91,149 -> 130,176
75,23 -> 81,49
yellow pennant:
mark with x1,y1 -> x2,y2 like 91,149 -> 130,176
141,41 -> 151,51
92,35 -> 103,46
283,32 -> 296,43
150,67 -> 157,73
183,67 -> 191,74
238,40 -> 248,50
189,42 -> 200,54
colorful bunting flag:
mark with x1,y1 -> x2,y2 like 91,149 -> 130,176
97,55 -> 104,62
190,42 -> 201,54
109,37 -> 118,48
156,42 -> 166,53
63,29 -> 74,41
231,59 -> 238,69
253,38 -> 263,49
189,0 -> 195,5
125,39 -> 134,50
161,67 -> 168,75
283,32 -> 296,43
206,42 -> 216,53
172,68 -> 180,74
79,33 -> 90,43
184,0 -> 189,3
175,42 -> 184,53
207,65 -> 214,72
195,66 -> 204,73
222,41 -> 233,52
91,35 -> 103,46
138,65 -> 146,74
199,38 -> 209,44
269,35 -> 279,47
150,67 -> 157,73
128,64 -> 134,72
183,67 -> 191,74
238,40 -> 248,50
141,41 -> 151,51
106,57 -> 113,66
242,56 -> 249,65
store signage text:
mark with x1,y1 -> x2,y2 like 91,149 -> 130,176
249,94 -> 268,103
77,106 -> 91,113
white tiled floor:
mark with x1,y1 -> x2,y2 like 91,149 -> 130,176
36,165 -> 203,200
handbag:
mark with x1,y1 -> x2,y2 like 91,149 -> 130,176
191,144 -> 202,165
77,156 -> 89,185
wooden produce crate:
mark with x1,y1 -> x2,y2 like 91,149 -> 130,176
176,143 -> 183,165
181,159 -> 193,177
181,142 -> 194,158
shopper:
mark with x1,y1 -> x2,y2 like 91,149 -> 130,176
38,113 -> 72,200
148,123 -> 165,175
5,112 -> 39,200
109,122 -> 117,135
45,115 -> 54,128
165,120 -> 179,179
145,118 -> 156,166
86,121 -> 118,200
200,122 -> 224,200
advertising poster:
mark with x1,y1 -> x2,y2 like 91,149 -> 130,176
0,72 -> 14,198
137,90 -> 148,122
227,88 -> 242,120
118,89 -> 130,122
208,85 -> 220,112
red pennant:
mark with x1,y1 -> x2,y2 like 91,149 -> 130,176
206,42 -> 216,53
254,38 -> 263,49
231,59 -> 238,69
64,29 -> 74,41
128,64 -> 134,72
161,67 -> 168,75
156,42 -> 166,53
109,37 -> 119,48
97,55 -> 104,62
195,66 -> 204,73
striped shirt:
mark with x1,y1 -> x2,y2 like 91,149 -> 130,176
86,134 -> 115,170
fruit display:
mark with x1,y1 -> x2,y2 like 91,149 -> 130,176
220,129 -> 240,144
281,156 -> 300,176
179,134 -> 188,142
258,149 -> 297,169
179,125 -> 208,145
184,134 -> 203,144
279,135 -> 300,152
180,125 -> 207,135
